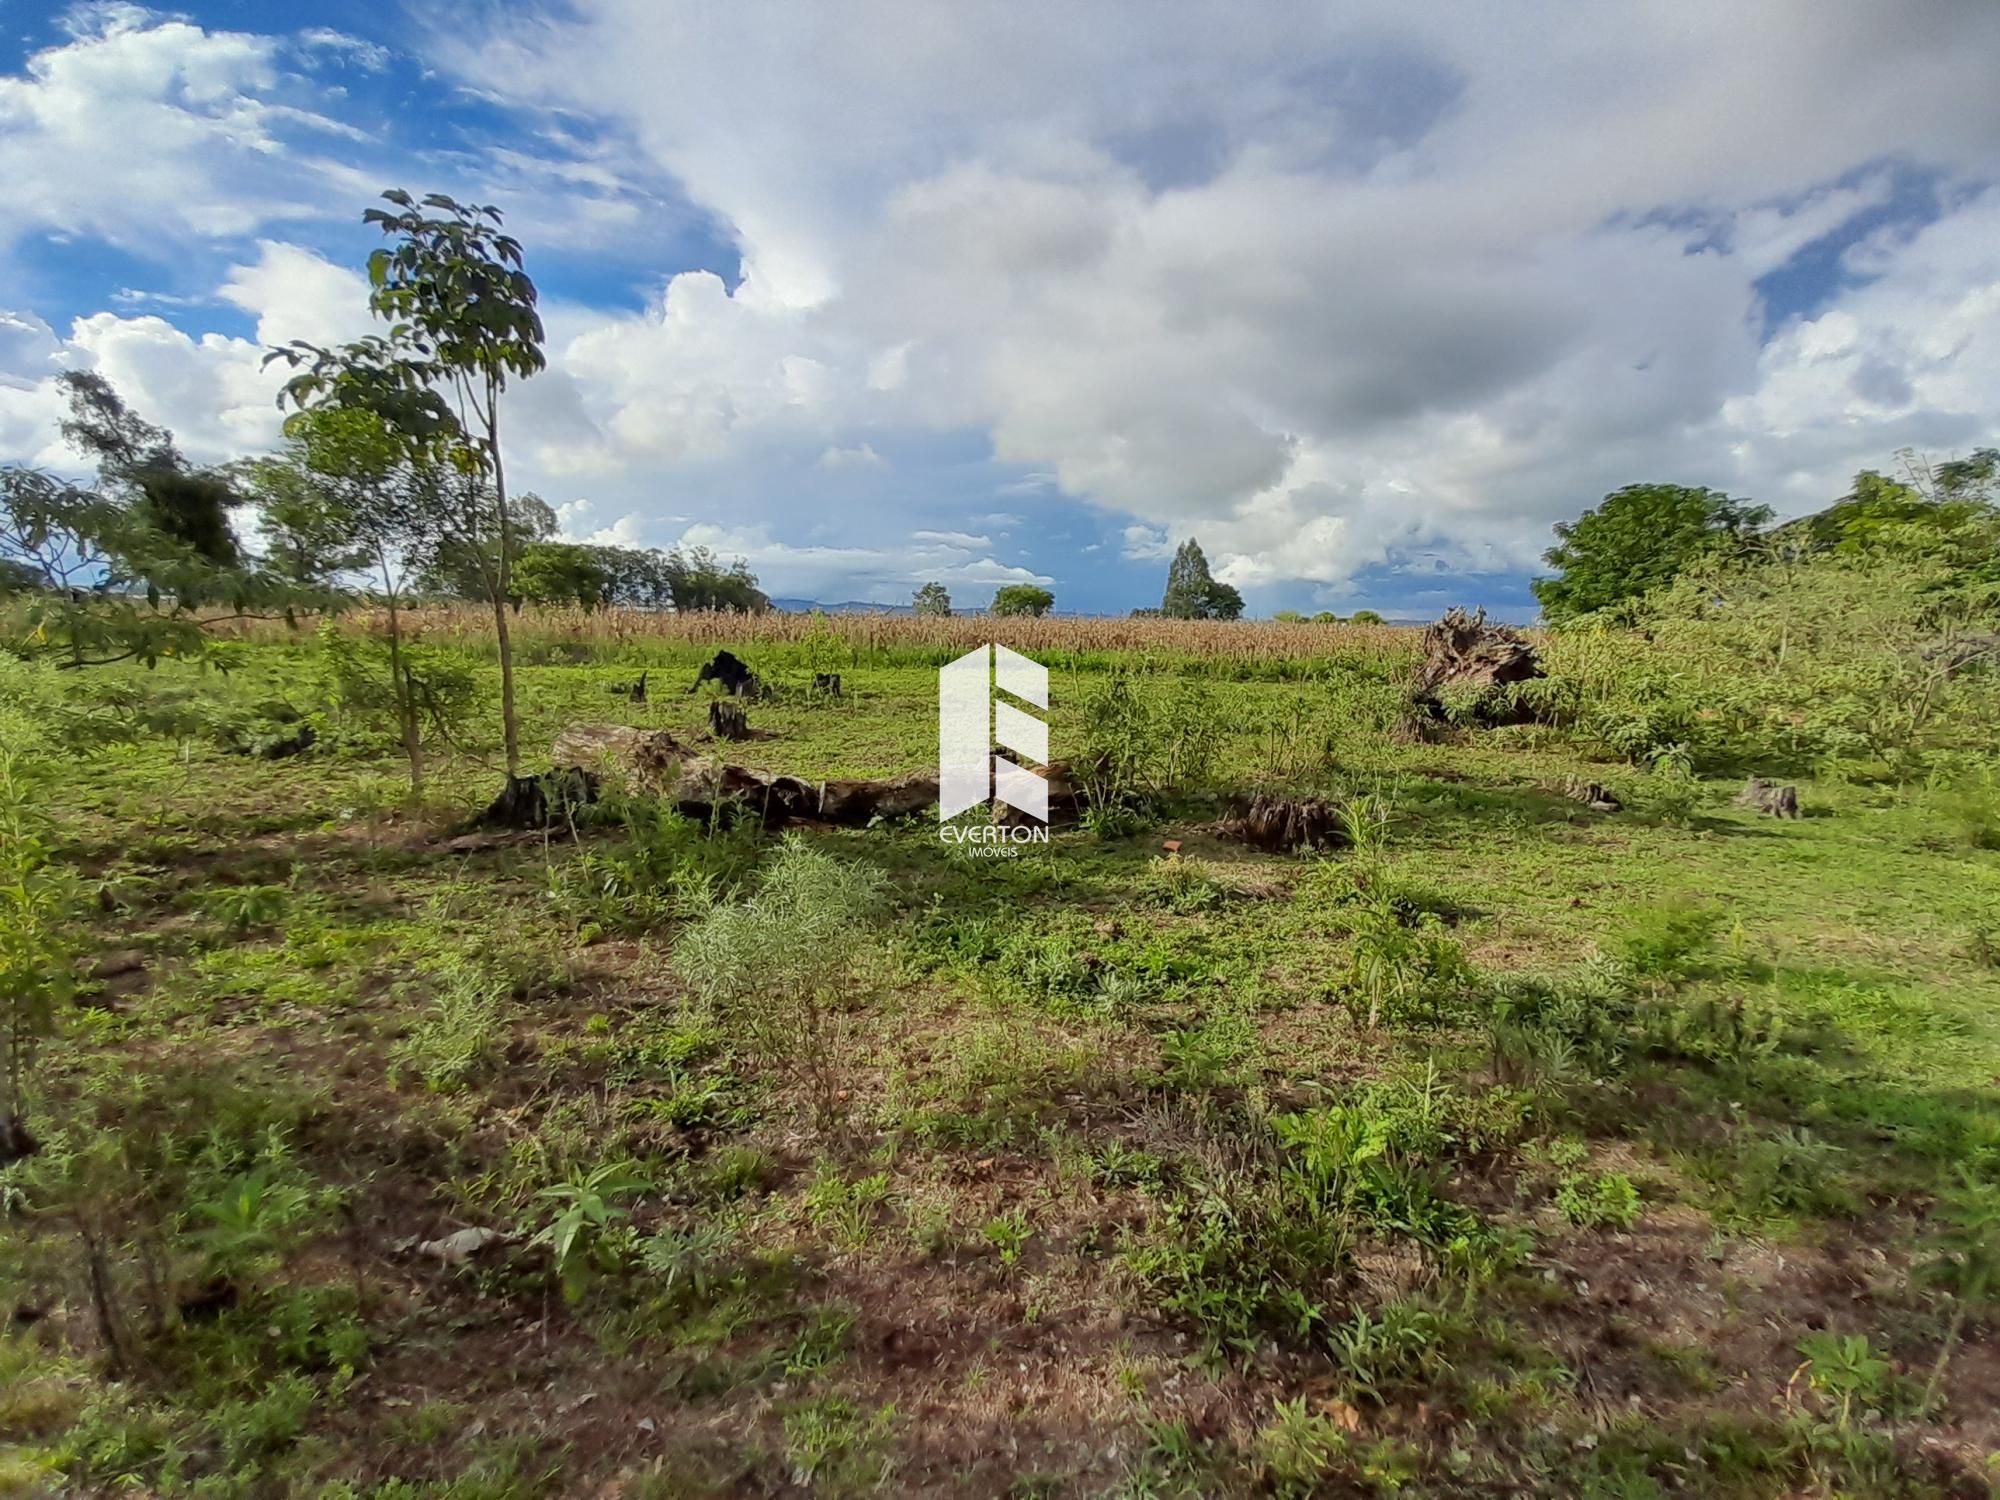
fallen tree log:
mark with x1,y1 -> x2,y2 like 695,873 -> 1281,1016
550,723 -> 938,828
1411,606 -> 1543,722
990,760 -> 1087,827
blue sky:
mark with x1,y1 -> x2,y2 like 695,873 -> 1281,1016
3,2 -> 1997,619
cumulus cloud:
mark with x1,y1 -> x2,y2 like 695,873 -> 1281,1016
426,0 -> 2000,591
818,442 -> 884,470
6,1 -> 2000,609
0,7 -> 365,250
0,241 -> 370,471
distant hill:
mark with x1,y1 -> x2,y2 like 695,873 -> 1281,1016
769,597 -> 915,615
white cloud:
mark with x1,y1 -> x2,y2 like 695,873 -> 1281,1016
677,522 -> 1050,602
0,8 -> 363,251
425,0 -> 2000,589
818,442 -> 884,469
295,28 -> 391,72
0,241 -> 371,472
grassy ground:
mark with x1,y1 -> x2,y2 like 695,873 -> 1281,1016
4,639 -> 1999,1498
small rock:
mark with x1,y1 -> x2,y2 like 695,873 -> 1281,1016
416,1227 -> 509,1265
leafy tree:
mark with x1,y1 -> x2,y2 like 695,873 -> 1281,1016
1785,462 -> 1999,587
235,449 -> 370,591
989,584 -> 1054,616
271,189 -> 546,781
661,545 -> 768,613
1161,539 -> 1213,618
417,492 -> 558,601
1273,610 -> 1305,623
1349,609 -> 1384,625
1311,611 -> 1339,623
912,581 -> 952,617
57,372 -> 241,566
514,542 -> 611,609
594,546 -> 673,608
1,467 -> 202,667
3,379 -> 305,669
1160,539 -> 1244,620
1533,484 -> 1772,623
243,407 -> 462,791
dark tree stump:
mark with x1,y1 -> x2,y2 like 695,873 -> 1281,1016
813,672 -> 843,699
470,768 -> 601,830
0,1114 -> 39,1167
1562,776 -> 1622,812
689,650 -> 760,698
709,700 -> 750,741
610,670 -> 649,703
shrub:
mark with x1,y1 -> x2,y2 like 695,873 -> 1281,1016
1328,1300 -> 1452,1401
1619,902 -> 1727,982
1253,1398 -> 1347,1498
1346,908 -> 1477,1028
0,741 -> 83,1150
674,838 -> 886,1132
547,798 -> 762,940
1554,1170 -> 1641,1229
530,1161 -> 648,1304
1074,671 -> 1229,818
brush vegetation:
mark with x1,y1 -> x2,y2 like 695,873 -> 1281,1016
3,488 -> 2000,1496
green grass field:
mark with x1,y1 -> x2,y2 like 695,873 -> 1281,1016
4,635 -> 2000,1498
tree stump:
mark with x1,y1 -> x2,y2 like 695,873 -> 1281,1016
1,1113 -> 39,1166
1734,777 -> 1800,818
1411,606 -> 1543,721
709,700 -> 750,741
1212,794 -> 1349,852
1562,776 -> 1622,812
813,672 -> 843,699
470,767 -> 601,830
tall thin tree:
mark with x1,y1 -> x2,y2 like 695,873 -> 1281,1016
270,190 -> 546,782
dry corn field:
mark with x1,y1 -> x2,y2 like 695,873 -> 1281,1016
217,603 -> 1424,663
